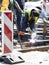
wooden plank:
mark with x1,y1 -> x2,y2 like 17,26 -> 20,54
46,36 -> 49,37
36,27 -> 49,31
36,39 -> 49,42
36,23 -> 49,26
18,45 -> 49,53
36,28 -> 43,30
36,31 -> 49,33
36,23 -> 44,25
37,35 -> 49,37
36,31 -> 43,33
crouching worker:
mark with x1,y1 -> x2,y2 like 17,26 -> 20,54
19,7 -> 41,35
0,0 -> 9,12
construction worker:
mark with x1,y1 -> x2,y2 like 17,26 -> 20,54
19,7 -> 41,35
0,0 -> 9,12
14,0 -> 25,32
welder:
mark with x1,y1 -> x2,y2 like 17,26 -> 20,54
19,7 -> 41,35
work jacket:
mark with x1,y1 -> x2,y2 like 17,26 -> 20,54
22,8 -> 39,23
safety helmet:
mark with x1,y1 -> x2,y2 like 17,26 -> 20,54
36,7 -> 41,12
